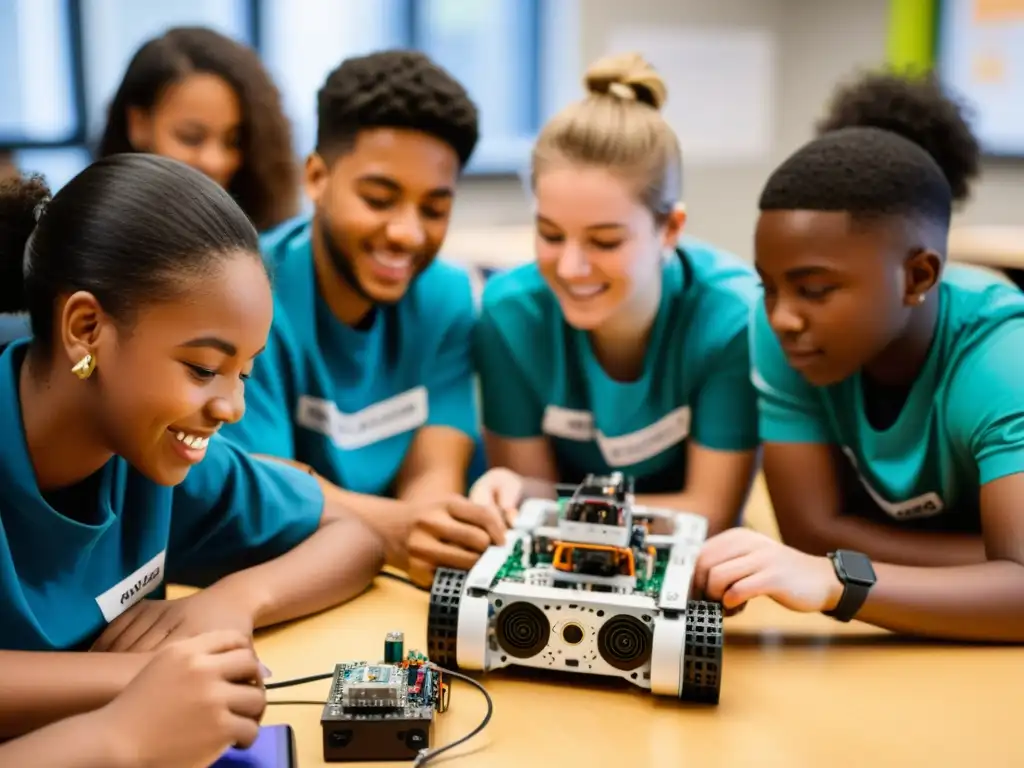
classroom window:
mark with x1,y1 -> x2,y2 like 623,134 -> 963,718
11,0 -> 257,189
259,0 -> 580,175
7,0 -> 581,188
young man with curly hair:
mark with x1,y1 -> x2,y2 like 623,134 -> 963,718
222,51 -> 503,586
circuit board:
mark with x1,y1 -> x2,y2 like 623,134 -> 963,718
322,652 -> 446,721
491,536 -> 671,596
321,646 -> 450,762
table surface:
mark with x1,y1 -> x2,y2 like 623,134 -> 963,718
443,224 -> 1024,273
948,226 -> 1024,270
253,573 -> 1024,768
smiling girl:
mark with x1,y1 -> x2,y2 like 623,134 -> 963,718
97,26 -> 299,232
0,154 -> 383,737
469,53 -> 761,534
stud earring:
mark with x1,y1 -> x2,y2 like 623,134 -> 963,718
915,294 -> 926,305
71,353 -> 96,380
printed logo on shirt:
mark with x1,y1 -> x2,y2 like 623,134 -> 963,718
840,446 -> 945,521
95,550 -> 166,623
295,387 -> 429,450
542,405 -> 691,467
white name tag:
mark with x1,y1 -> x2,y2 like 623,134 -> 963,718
542,405 -> 691,467
841,447 -> 945,520
295,387 -> 429,450
541,405 -> 594,440
95,550 -> 166,623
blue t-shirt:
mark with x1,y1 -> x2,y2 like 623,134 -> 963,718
0,340 -> 325,652
753,265 -> 1024,532
220,216 -> 479,497
474,242 -> 761,493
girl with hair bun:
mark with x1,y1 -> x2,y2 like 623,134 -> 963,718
469,53 -> 761,534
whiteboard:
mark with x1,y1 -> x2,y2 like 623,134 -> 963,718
937,0 -> 1024,157
606,26 -> 777,165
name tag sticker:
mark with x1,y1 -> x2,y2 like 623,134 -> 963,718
542,405 -> 594,440
296,387 -> 429,450
840,447 -> 945,520
95,550 -> 166,623
542,405 -> 691,467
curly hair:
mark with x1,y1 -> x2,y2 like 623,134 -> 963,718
815,68 -> 981,204
96,26 -> 299,232
315,50 -> 479,168
757,69 -> 981,226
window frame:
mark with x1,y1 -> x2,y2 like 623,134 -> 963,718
0,0 -> 88,150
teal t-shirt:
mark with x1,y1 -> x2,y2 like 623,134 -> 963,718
220,216 -> 479,497
752,265 -> 1024,532
474,242 -> 761,493
0,339 -> 325,652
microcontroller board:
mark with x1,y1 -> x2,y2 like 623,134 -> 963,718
321,633 -> 451,762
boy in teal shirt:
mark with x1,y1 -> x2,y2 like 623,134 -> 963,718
695,71 -> 1024,642
220,51 -> 506,585
470,53 -> 760,535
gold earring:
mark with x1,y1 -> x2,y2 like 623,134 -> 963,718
71,353 -> 96,380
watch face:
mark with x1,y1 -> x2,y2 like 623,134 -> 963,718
837,551 -> 876,584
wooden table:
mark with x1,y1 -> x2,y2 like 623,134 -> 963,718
949,226 -> 1024,271
253,574 -> 1024,768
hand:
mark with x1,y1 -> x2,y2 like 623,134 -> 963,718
405,496 -> 508,587
97,630 -> 266,768
92,587 -> 256,653
468,468 -> 525,524
693,528 -> 843,614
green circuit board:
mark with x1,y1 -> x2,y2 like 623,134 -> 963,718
492,537 -> 670,597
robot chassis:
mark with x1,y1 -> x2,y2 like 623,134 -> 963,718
426,473 -> 724,704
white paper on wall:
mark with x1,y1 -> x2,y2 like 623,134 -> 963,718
606,25 -> 777,164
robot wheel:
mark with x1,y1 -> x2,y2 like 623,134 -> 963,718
426,567 -> 468,671
679,600 -> 723,705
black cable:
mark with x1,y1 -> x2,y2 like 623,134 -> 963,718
412,665 -> 492,767
264,672 -> 333,690
263,662 -> 495,765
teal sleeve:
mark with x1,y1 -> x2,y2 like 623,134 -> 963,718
947,321 -> 1024,485
473,308 -> 544,439
424,275 -> 479,440
750,302 -> 831,444
691,328 -> 759,451
166,436 -> 324,586
219,302 -> 298,460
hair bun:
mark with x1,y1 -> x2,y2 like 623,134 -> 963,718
815,68 -> 980,203
584,52 -> 668,111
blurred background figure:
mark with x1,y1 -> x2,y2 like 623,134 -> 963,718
96,26 -> 299,233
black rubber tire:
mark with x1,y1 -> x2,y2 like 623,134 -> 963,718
679,600 -> 723,705
426,567 -> 468,671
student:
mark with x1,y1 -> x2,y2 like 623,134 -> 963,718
0,631 -> 265,768
0,155 -> 384,738
220,50 -> 506,586
695,71 -> 1024,641
97,26 -> 299,232
468,53 -> 760,535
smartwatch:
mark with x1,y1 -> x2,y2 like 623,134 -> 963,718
823,549 -> 876,622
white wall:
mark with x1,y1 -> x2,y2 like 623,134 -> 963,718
447,0 -> 1024,267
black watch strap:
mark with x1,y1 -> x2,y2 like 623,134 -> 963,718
823,550 -> 875,622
